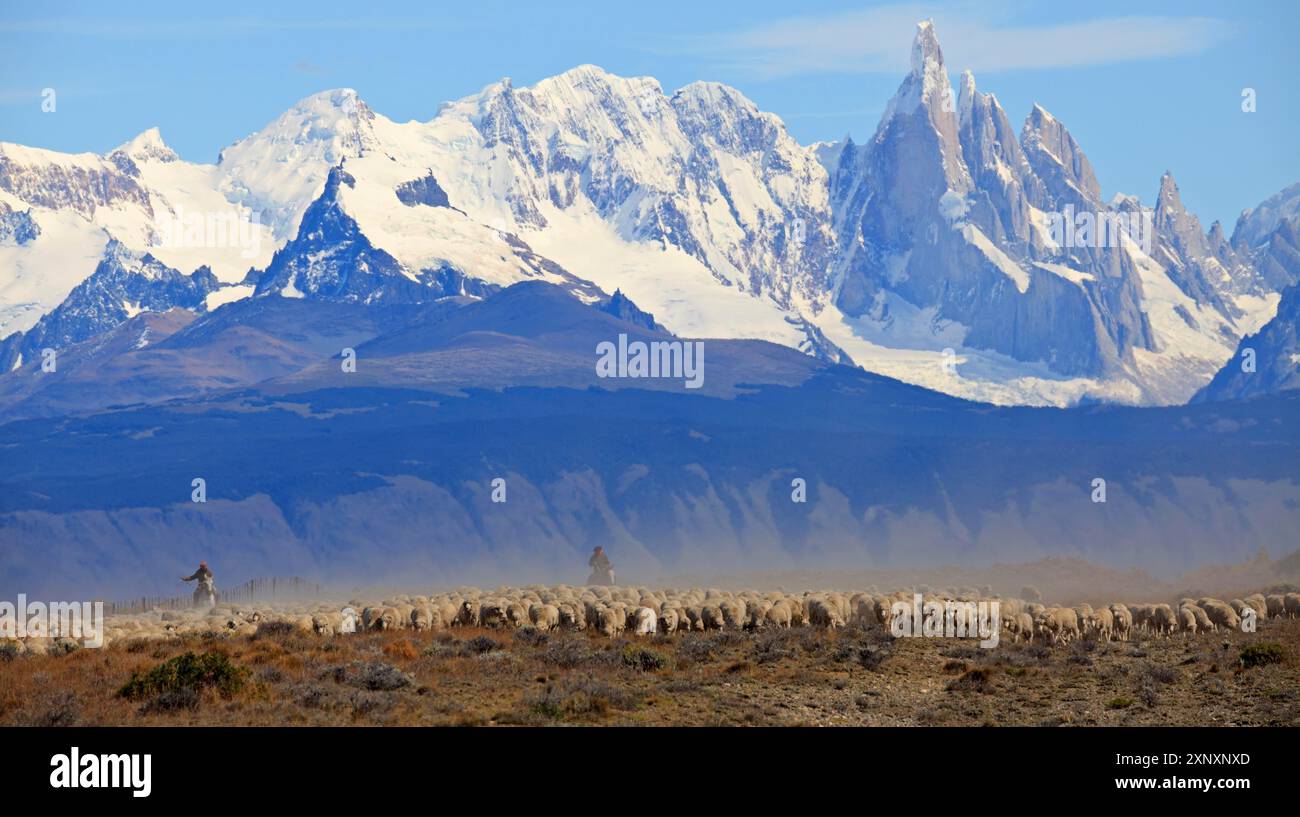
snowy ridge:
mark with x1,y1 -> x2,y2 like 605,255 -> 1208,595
0,21 -> 1295,406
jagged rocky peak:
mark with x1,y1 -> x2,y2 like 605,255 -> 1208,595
1020,103 -> 1101,206
1232,181 -> 1300,251
956,69 -> 1033,182
215,88 -> 381,240
879,21 -> 962,151
1208,220 -> 1228,249
910,20 -> 946,98
1154,170 -> 1209,253
954,69 -> 1041,247
0,237 -> 219,370
599,288 -> 661,332
1152,170 -> 1249,308
882,21 -> 969,195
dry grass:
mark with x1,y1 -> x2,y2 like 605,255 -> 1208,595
2,620 -> 1298,726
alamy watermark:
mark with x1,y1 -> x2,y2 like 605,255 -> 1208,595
50,747 -> 151,797
154,204 -> 263,259
890,594 -> 1001,648
1041,205 -> 1154,254
0,595 -> 104,648
596,333 -> 704,389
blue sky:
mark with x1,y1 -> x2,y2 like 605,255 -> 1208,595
1,0 -> 1296,229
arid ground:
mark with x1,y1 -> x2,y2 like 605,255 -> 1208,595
3,613 -> 1296,727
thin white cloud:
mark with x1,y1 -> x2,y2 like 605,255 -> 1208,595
0,17 -> 443,37
692,4 -> 1232,78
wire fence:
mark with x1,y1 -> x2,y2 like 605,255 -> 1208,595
105,576 -> 322,616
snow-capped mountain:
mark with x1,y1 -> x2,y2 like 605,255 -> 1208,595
821,22 -> 1284,405
0,21 -> 1294,406
1233,182 -> 1300,252
1194,281 -> 1300,402
0,239 -> 218,371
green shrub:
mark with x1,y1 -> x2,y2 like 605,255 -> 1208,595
119,650 -> 248,701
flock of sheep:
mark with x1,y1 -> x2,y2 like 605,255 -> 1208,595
8,584 -> 1297,656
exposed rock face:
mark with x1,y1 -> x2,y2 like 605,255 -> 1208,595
1239,216 -> 1300,293
599,288 -> 661,331
0,240 -> 218,371
0,146 -> 153,219
395,171 -> 453,209
1233,181 -> 1300,252
251,166 -> 420,303
828,22 -> 1159,379
1195,282 -> 1300,401
0,201 -> 40,245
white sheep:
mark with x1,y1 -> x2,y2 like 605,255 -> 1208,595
629,607 -> 657,636
528,603 -> 560,631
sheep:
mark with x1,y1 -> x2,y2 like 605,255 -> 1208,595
829,593 -> 852,625
629,607 -> 657,636
1186,604 -> 1214,633
1129,604 -> 1153,634
874,598 -> 895,629
657,608 -> 679,634
765,600 -> 793,629
433,600 -> 458,628
479,602 -> 508,629
1150,604 -> 1178,637
807,598 -> 845,630
700,605 -> 725,631
363,606 -> 399,632
87,581 -> 1297,652
456,600 -> 480,627
850,593 -> 875,627
684,606 -> 704,631
410,606 -> 434,631
595,606 -> 624,638
557,603 -> 586,631
1013,612 -> 1035,642
719,600 -> 746,630
1001,612 -> 1033,643
527,603 -> 560,631
1072,604 -> 1094,632
1109,604 -> 1132,641
394,604 -> 414,628
1266,595 -> 1286,619
1200,600 -> 1240,631
1286,593 -> 1300,619
780,599 -> 804,627
744,600 -> 772,631
1035,607 -> 1079,645
1087,608 -> 1114,641
505,603 -> 530,629
1243,594 -> 1268,619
